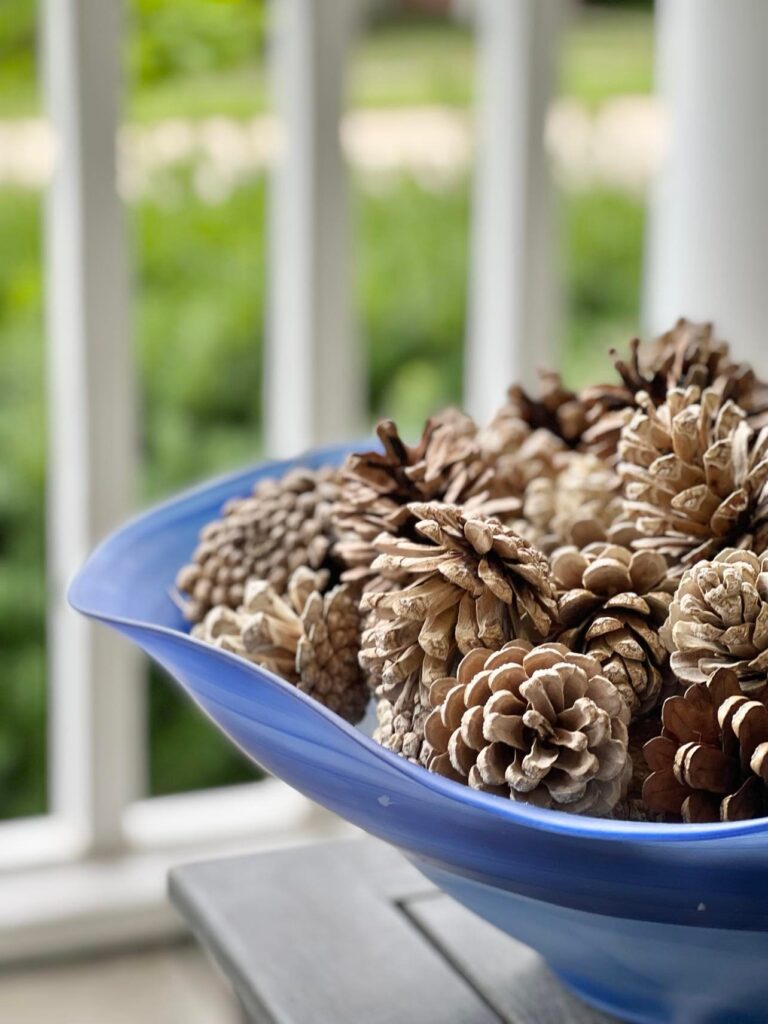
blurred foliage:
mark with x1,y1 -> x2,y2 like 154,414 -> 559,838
130,0 -> 265,85
0,3 -> 652,118
0,189 -> 46,817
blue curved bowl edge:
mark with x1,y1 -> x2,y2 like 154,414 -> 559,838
67,441 -> 768,846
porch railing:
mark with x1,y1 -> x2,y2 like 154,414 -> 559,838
1,0 -> 766,962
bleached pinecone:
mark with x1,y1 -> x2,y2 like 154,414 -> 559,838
660,548 -> 768,697
491,428 -> 571,509
333,411 -> 518,593
618,386 -> 768,575
551,543 -> 674,715
361,503 -> 557,688
519,451 -> 627,553
643,667 -> 768,822
176,466 -> 340,622
194,567 -> 368,724
362,504 -> 557,765
424,642 -> 631,815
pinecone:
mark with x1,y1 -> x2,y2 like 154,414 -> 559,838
361,503 -> 557,687
643,668 -> 768,822
660,548 -> 768,697
519,451 -> 626,553
424,641 -> 631,815
333,411 -> 518,593
503,371 -> 632,463
613,318 -> 768,422
611,716 -> 665,821
175,466 -> 340,622
361,504 -> 557,765
498,319 -> 768,467
193,567 -> 368,724
551,543 -> 674,715
618,386 -> 768,575
491,427 -> 570,504
373,678 -> 432,764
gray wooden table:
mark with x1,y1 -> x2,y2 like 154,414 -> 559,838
169,837 -> 615,1024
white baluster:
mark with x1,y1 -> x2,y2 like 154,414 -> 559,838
465,0 -> 563,421
43,0 -> 144,853
265,0 -> 365,456
645,0 -> 768,371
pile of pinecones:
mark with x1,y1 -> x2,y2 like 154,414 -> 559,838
176,319 -> 768,824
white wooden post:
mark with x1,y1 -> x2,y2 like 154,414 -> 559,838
265,0 -> 364,457
465,0 -> 563,422
644,0 -> 768,372
43,0 -> 144,854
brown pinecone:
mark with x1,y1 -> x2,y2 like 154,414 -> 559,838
175,466 -> 340,622
333,411 -> 518,593
660,548 -> 768,697
373,678 -> 432,765
613,318 -> 768,423
193,567 -> 368,724
618,386 -> 768,575
643,668 -> 768,822
424,641 -> 631,815
551,543 -> 674,715
503,370 -> 632,463
611,716 -> 665,821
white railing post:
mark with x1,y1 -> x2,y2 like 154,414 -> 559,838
265,0 -> 365,458
464,0 -> 563,421
43,0 -> 144,854
644,0 -> 768,371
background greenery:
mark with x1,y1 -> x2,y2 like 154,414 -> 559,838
0,0 -> 650,818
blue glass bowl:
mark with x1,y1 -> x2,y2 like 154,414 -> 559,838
70,445 -> 768,1024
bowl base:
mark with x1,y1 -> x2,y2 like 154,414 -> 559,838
413,856 -> 768,1024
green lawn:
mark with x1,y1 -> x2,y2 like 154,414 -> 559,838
561,9 -> 654,107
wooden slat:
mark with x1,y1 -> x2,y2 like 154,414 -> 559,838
42,0 -> 144,852
464,0 -> 563,420
265,0 -> 365,458
171,841 -> 500,1024
406,891 -> 616,1024
644,0 -> 768,369
170,838 -> 608,1024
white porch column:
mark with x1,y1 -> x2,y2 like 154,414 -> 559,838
644,0 -> 768,371
43,0 -> 144,853
265,0 -> 365,457
464,0 -> 563,422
